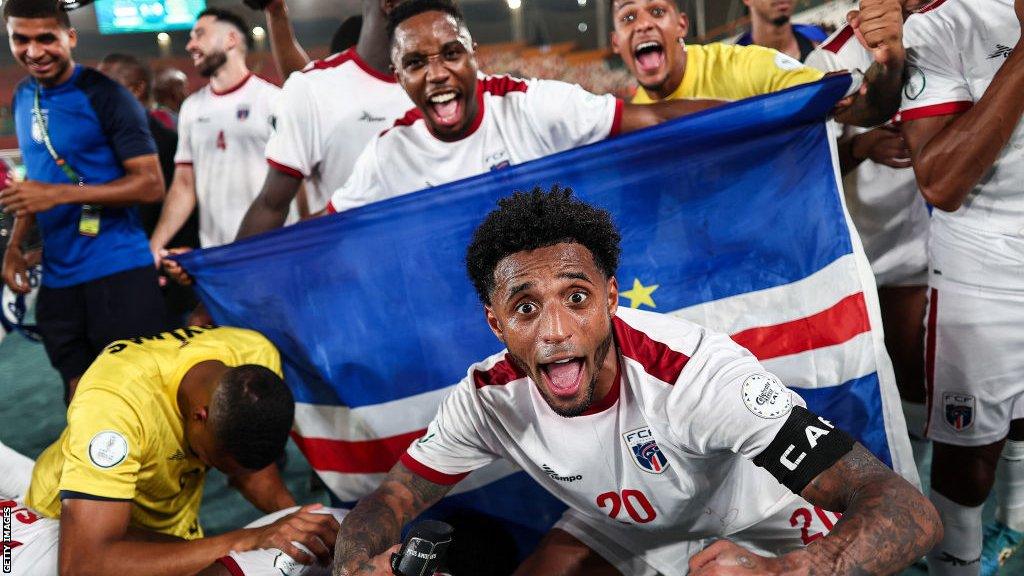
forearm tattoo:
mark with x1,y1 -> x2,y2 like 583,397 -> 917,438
333,463 -> 451,575
799,444 -> 942,575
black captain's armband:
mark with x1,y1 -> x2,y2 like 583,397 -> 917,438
752,405 -> 855,493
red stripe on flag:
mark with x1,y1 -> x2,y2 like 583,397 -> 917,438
731,292 -> 871,360
291,429 -> 426,474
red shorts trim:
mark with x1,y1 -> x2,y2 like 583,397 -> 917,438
216,556 -> 245,576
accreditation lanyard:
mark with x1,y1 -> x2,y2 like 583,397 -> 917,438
32,84 -> 100,237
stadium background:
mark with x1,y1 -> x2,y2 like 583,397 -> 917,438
0,0 -> 1020,573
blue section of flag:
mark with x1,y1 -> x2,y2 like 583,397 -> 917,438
799,372 -> 891,467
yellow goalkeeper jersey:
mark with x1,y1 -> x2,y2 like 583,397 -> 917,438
631,42 -> 825,104
25,325 -> 281,540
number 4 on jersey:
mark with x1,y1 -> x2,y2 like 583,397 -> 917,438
216,130 -> 226,151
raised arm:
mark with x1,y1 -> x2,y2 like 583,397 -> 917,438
0,154 -> 163,217
59,498 -> 339,576
333,461 -> 452,575
234,168 -> 303,240
902,56 -> 1024,210
264,0 -> 311,79
831,0 -> 906,127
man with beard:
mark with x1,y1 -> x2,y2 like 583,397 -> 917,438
614,0 -> 907,128
735,0 -> 828,63
330,186 -> 942,576
150,8 -> 291,257
0,0 -> 166,404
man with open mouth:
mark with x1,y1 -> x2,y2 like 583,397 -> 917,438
330,186 -> 941,576
321,0 -> 721,217
613,0 -> 910,128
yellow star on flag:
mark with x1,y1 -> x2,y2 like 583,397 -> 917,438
620,278 -> 658,309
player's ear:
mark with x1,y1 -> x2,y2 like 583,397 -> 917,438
677,12 -> 689,40
607,276 -> 619,318
192,406 -> 210,423
484,306 -> 505,343
66,27 -> 78,49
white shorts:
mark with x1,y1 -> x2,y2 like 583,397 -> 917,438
1,500 -> 59,576
554,496 -> 838,575
924,283 -> 1024,446
216,506 -> 348,576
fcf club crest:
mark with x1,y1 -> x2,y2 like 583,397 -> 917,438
623,427 -> 669,474
944,392 -> 975,431
236,105 -> 250,121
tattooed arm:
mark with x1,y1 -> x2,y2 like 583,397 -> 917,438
689,443 -> 942,576
332,462 -> 452,576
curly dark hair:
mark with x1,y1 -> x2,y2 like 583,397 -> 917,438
210,364 -> 294,470
387,0 -> 465,41
466,185 -> 621,305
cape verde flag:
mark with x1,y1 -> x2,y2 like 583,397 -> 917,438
178,75 -> 916,548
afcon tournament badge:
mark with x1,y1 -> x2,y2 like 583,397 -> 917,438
236,104 -> 250,121
622,427 -> 669,474
943,392 -> 975,432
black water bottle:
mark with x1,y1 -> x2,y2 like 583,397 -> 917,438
390,520 -> 453,576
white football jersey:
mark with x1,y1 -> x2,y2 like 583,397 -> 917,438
264,49 -> 413,212
900,0 -> 1024,288
806,25 -> 929,286
327,75 -> 622,214
404,308 -> 802,575
216,506 -> 349,576
175,74 -> 293,247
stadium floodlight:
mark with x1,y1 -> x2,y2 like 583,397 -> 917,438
507,0 -> 522,10
577,0 -> 587,6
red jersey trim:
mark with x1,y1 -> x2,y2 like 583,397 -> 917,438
612,317 -> 690,385
821,24 -> 855,53
918,0 -> 950,14
900,101 -> 972,122
400,452 -> 470,485
216,557 -> 245,576
267,158 -> 305,179
175,161 -> 193,166
924,288 -> 938,436
326,201 -> 338,214
211,72 -> 254,96
609,99 -> 624,137
304,48 -> 397,83
473,353 -> 525,389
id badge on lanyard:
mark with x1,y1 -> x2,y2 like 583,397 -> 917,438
33,85 -> 100,237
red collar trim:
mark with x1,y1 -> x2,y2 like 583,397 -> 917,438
580,356 -> 622,416
350,49 -> 397,83
211,72 -> 253,96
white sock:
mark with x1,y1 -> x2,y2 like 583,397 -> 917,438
927,491 -> 983,576
0,440 -> 35,500
902,399 -> 931,468
996,439 -> 1024,532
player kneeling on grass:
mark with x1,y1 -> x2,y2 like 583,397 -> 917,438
331,186 -> 942,576
2,325 -> 339,576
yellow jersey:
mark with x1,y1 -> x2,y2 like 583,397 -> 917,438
631,43 -> 825,104
26,325 -> 281,540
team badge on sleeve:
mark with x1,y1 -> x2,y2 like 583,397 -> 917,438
623,427 -> 669,474
741,373 -> 792,419
88,430 -> 129,469
943,392 -> 975,431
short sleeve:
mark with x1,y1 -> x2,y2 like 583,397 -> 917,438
523,79 -> 622,155
58,387 -> 143,501
899,14 -> 973,121
265,73 -> 319,179
741,45 -> 819,94
401,378 -> 499,485
665,331 -> 805,460
804,26 -> 873,74
86,74 -> 157,162
173,98 -> 195,165
326,137 -> 386,214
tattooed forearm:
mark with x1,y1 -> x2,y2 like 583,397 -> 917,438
332,462 -> 452,575
792,443 -> 942,576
